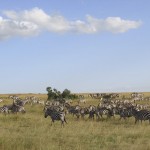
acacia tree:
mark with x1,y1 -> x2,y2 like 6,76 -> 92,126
46,87 -> 78,100
62,89 -> 78,99
46,87 -> 56,100
62,89 -> 71,99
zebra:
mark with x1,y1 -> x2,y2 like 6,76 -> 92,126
67,105 -> 81,119
25,96 -> 39,106
96,107 -> 114,120
88,105 -> 96,120
132,109 -> 150,124
44,107 -> 67,127
14,99 -> 29,106
118,107 -> 133,120
37,100 -> 45,105
3,104 -> 13,113
80,107 -> 89,119
0,106 -> 9,115
11,103 -> 26,114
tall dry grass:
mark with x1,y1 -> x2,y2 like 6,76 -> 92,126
0,94 -> 150,150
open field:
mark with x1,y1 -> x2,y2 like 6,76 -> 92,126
0,93 -> 150,150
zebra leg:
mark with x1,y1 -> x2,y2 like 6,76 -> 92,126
5,111 -> 9,116
112,114 -> 115,119
123,117 -> 126,120
96,114 -> 100,120
51,119 -> 54,126
3,110 -> 8,116
76,113 -> 80,119
100,114 -> 104,120
21,108 -> 26,114
81,114 -> 84,119
119,116 -> 122,120
92,114 -> 94,120
64,117 -> 67,124
61,121 -> 65,127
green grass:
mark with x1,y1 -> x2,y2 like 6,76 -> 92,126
0,94 -> 150,150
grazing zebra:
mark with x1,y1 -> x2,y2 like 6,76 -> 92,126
0,106 -> 9,115
44,107 -> 67,127
132,109 -> 150,124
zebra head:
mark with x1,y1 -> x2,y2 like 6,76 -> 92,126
44,109 -> 49,118
44,108 -> 53,118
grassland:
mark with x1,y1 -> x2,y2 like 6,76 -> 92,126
0,93 -> 150,150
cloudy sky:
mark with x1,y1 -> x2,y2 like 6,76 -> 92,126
0,0 -> 150,94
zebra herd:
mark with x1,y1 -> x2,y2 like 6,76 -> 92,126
0,95 -> 27,114
0,95 -> 44,115
0,94 -> 150,127
43,98 -> 150,127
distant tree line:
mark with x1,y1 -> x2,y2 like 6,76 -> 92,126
46,87 -> 78,101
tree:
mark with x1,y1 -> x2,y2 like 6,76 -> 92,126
46,86 -> 78,100
46,87 -> 55,100
62,89 -> 71,99
46,87 -> 52,93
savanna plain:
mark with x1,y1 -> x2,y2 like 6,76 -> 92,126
0,93 -> 150,150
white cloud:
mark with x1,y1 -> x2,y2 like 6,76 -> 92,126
0,16 -> 39,40
0,7 -> 142,40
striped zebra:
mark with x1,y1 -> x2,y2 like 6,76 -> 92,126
132,109 -> 150,124
96,107 -> 114,120
14,99 -> 29,106
11,103 -> 26,114
0,106 -> 9,115
37,100 -> 45,105
80,107 -> 89,119
118,107 -> 133,120
44,107 -> 67,127
3,104 -> 13,113
88,105 -> 96,120
68,105 -> 81,118
25,96 -> 39,106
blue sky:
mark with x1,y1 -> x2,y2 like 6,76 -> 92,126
0,0 -> 150,94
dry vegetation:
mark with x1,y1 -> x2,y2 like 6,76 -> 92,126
0,93 -> 150,150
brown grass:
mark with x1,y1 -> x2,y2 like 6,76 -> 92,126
0,93 -> 150,150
